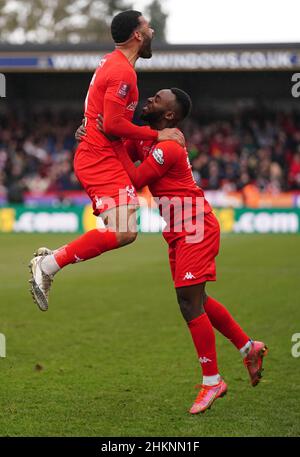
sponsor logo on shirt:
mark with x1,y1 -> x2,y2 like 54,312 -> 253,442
183,271 -> 196,280
117,81 -> 130,99
126,101 -> 138,111
152,148 -> 164,165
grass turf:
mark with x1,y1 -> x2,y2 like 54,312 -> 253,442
0,233 -> 299,437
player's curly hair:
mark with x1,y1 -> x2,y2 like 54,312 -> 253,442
170,88 -> 192,120
111,10 -> 142,44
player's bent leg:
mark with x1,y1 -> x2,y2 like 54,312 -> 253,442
28,205 -> 138,311
176,283 -> 227,414
203,292 -> 268,386
28,227 -> 118,311
203,292 -> 252,354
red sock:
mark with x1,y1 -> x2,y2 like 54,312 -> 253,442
204,296 -> 250,350
188,313 -> 219,377
54,229 -> 119,268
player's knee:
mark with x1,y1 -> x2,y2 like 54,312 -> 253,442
118,230 -> 137,247
176,290 -> 205,322
126,230 -> 138,244
177,295 -> 190,317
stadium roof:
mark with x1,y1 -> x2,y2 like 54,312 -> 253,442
1,42 -> 300,72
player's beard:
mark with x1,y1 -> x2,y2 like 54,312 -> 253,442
138,33 -> 152,59
140,109 -> 164,123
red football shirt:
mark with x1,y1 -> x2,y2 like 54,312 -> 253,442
116,138 -> 213,242
83,49 -> 157,149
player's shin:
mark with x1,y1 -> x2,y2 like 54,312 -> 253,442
41,228 -> 119,274
188,313 -> 220,385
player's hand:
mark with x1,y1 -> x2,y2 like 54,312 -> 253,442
75,118 -> 86,141
157,128 -> 185,147
97,114 -> 119,141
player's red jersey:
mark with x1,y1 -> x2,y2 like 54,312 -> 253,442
116,137 -> 219,287
74,49 -> 158,215
83,49 -> 157,149
119,138 -> 212,243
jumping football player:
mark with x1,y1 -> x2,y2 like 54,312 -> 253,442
77,88 -> 268,414
29,10 -> 184,311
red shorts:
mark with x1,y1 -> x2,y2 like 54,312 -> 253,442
74,141 -> 139,215
168,211 -> 220,288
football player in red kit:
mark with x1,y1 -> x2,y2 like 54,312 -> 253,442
28,10 -> 184,311
79,88 -> 268,414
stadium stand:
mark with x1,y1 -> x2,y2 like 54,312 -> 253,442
1,108 -> 300,204
1,42 -> 300,204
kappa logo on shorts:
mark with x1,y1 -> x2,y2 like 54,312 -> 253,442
117,81 -> 130,99
152,148 -> 164,165
183,272 -> 196,280
95,196 -> 103,209
126,185 -> 136,199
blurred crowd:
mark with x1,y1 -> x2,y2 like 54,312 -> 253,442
186,111 -> 300,193
0,111 -> 81,203
1,109 -> 300,203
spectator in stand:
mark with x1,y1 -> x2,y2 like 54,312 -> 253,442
289,150 -> 300,189
207,160 -> 221,190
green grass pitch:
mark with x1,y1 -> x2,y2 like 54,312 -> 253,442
0,233 -> 299,437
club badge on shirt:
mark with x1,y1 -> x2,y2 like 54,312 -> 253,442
152,148 -> 164,165
117,82 -> 130,99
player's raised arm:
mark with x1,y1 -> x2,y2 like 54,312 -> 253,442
103,98 -> 185,146
114,140 -> 181,189
103,98 -> 157,141
96,114 -> 140,161
102,68 -> 185,145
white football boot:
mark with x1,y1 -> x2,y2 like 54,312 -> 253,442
34,247 -> 53,257
29,247 -> 53,311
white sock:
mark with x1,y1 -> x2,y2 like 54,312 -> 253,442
202,374 -> 221,386
239,340 -> 253,358
41,254 -> 61,276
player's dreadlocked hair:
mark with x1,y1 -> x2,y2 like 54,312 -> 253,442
170,88 -> 192,120
111,10 -> 142,44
